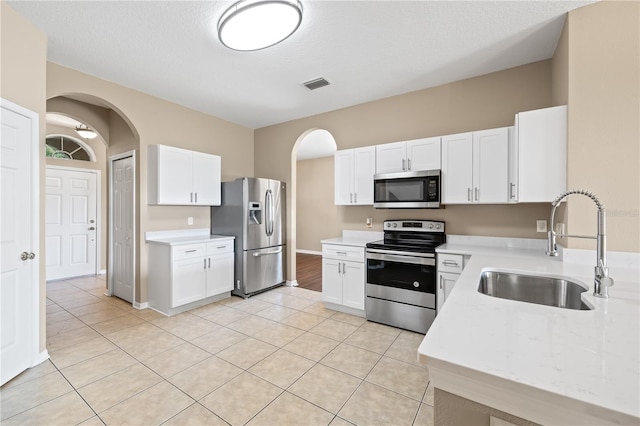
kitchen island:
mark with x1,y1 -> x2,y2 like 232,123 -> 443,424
419,242 -> 639,425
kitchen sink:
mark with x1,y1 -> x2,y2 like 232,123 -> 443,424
478,270 -> 593,310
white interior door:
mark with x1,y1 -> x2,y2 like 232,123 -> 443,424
45,168 -> 97,281
1,99 -> 40,385
112,156 -> 134,303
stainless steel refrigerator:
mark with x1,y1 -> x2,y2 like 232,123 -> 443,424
211,177 -> 286,298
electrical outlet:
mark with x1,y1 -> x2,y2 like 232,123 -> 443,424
536,220 -> 547,233
366,218 -> 373,228
187,217 -> 194,225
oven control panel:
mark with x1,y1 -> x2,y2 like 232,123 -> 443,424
383,220 -> 444,233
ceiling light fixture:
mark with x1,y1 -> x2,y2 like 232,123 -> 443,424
75,124 -> 97,139
218,0 -> 303,51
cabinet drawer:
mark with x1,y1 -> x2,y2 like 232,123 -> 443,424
172,244 -> 206,261
438,253 -> 464,273
207,239 -> 234,255
322,244 -> 364,262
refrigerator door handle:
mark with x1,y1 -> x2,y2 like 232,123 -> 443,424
265,189 -> 274,237
252,247 -> 283,257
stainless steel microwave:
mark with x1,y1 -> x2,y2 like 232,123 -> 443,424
373,170 -> 441,208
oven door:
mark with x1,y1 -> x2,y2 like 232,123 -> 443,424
366,250 -> 436,308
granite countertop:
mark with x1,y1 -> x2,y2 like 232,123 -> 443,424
419,241 -> 640,425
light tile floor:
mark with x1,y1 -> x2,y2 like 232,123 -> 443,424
0,275 -> 435,426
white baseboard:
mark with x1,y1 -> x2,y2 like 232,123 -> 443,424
297,249 -> 322,256
33,349 -> 50,366
286,280 -> 299,287
98,269 -> 106,275
133,301 -> 149,310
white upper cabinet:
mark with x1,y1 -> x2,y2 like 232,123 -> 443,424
334,147 -> 375,205
442,128 -> 510,204
375,137 -> 441,174
511,105 -> 567,203
148,144 -> 221,206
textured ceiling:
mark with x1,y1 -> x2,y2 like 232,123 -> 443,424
9,1 -> 594,129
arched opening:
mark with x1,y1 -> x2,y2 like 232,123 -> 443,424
45,94 -> 140,304
290,129 -> 337,290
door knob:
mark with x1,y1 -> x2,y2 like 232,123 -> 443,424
88,227 -> 96,230
20,252 -> 35,261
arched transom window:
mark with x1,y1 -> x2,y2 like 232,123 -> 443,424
45,135 -> 95,162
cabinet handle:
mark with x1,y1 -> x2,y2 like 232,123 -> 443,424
185,250 -> 197,253
204,258 -> 207,269
217,246 -> 227,249
354,193 -> 357,203
336,251 -> 347,256
474,187 -> 479,201
342,262 -> 346,275
467,188 -> 471,201
338,262 -> 342,274
208,257 -> 211,268
195,193 -> 198,203
439,276 -> 443,290
350,193 -> 353,203
190,192 -> 193,203
407,158 -> 411,171
510,183 -> 516,199
443,260 -> 459,267
402,158 -> 406,171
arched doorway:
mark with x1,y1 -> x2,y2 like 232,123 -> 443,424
290,129 -> 337,290
46,94 -> 139,304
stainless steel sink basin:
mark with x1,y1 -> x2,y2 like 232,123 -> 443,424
478,270 -> 593,310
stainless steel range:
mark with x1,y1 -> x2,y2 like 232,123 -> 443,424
365,220 -> 445,334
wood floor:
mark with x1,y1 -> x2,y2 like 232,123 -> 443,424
296,252 -> 322,292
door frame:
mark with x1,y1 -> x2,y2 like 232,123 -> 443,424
108,150 -> 136,305
0,97 -> 45,368
45,165 -> 102,278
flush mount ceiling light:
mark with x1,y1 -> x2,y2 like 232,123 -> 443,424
218,0 -> 303,51
75,124 -> 97,139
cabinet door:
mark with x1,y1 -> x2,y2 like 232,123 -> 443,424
342,261 -> 365,310
473,128 -> 509,203
516,106 -> 567,202
157,145 -> 192,205
334,150 -> 354,205
352,147 -> 375,205
192,152 -> 221,206
172,257 -> 207,307
441,133 -> 473,204
375,141 -> 406,174
437,272 -> 459,313
207,252 -> 234,296
322,258 -> 343,304
407,137 -> 441,171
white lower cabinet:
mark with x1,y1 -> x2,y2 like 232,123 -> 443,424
436,253 -> 469,313
322,244 -> 365,314
148,237 -> 234,315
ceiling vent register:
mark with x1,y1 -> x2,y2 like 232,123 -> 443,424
303,77 -> 330,90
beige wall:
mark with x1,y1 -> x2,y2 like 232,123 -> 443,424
564,1 -> 639,252
296,156 -> 340,252
47,63 -> 254,303
256,60 -> 555,281
44,124 -> 109,272
1,1 -> 48,352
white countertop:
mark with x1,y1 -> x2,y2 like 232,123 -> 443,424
145,228 -> 235,246
419,242 -> 640,425
321,230 -> 383,248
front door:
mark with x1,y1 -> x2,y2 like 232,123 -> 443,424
45,167 -> 98,281
1,100 -> 39,385
112,156 -> 134,303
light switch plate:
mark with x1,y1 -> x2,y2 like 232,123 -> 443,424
187,217 -> 194,225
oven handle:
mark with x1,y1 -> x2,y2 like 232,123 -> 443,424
366,251 -> 435,266
366,248 -> 435,259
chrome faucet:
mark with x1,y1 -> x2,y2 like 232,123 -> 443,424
546,189 -> 615,298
